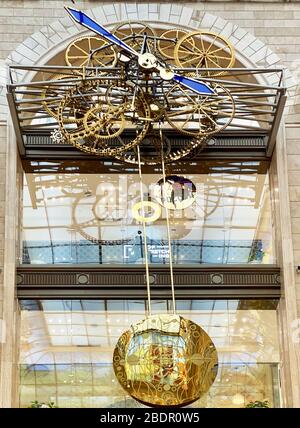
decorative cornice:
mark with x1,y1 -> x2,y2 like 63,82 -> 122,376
17,265 -> 281,299
21,134 -> 268,160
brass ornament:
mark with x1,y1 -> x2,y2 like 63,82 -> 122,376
57,81 -> 151,156
114,129 -> 171,166
42,23 -> 237,164
42,74 -> 76,121
174,31 -> 235,76
113,314 -> 218,407
115,131 -> 207,166
83,104 -> 126,140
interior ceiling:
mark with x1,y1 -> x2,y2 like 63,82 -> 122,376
20,299 -> 279,366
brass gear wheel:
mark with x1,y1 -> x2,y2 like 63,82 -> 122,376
83,104 -> 126,140
42,74 -> 76,121
115,134 -> 207,165
57,80 -> 151,157
174,31 -> 235,76
65,35 -> 117,73
112,21 -> 157,53
165,82 -> 235,138
157,29 -> 190,61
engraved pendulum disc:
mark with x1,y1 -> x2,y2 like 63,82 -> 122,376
113,314 -> 218,407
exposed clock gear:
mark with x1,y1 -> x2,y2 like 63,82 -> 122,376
157,29 -> 190,62
57,80 -> 151,156
112,21 -> 157,54
174,31 -> 235,76
41,14 -> 236,164
165,82 -> 235,138
65,35 -> 118,72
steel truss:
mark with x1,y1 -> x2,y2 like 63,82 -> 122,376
7,65 -> 286,159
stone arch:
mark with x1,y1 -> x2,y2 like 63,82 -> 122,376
0,2 -> 296,120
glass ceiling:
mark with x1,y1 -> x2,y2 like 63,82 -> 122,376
20,299 -> 279,366
21,160 -> 274,265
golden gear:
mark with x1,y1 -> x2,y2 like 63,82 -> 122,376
65,35 -> 117,73
133,129 -> 171,165
57,80 -> 151,156
56,79 -> 102,126
115,137 -> 207,166
83,104 -> 127,140
105,84 -> 129,107
42,74 -> 76,121
174,31 -> 235,76
157,29 -> 190,61
112,21 -> 157,53
106,87 -> 165,122
165,82 -> 235,138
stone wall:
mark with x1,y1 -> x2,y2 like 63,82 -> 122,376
0,1 -> 299,71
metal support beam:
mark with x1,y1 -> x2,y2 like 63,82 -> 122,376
6,91 -> 25,156
267,93 -> 287,157
7,65 -> 285,159
22,148 -> 268,161
17,287 -> 281,300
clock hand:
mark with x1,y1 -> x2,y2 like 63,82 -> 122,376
155,62 -> 214,95
172,73 -> 215,95
65,7 -> 215,96
65,6 -> 138,57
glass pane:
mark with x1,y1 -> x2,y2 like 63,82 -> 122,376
19,299 -> 280,408
22,161 -> 275,265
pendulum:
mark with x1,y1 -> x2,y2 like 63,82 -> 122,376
113,314 -> 218,407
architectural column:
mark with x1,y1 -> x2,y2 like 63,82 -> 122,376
271,121 -> 300,407
0,119 -> 20,408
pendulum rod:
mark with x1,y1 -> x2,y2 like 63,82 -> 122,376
159,126 -> 176,315
137,145 -> 152,316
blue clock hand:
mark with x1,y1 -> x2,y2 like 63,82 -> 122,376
157,64 -> 215,95
65,6 -> 138,57
65,7 -> 215,96
172,74 -> 215,95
